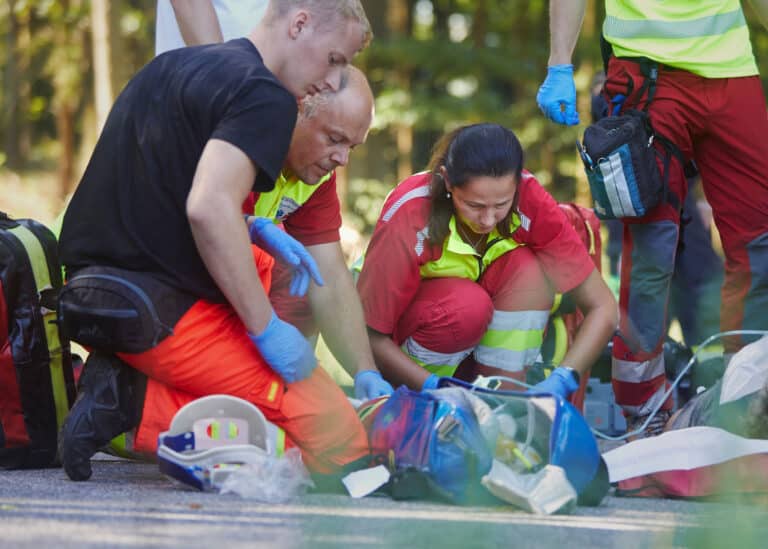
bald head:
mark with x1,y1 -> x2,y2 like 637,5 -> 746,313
299,66 -> 373,122
284,66 -> 374,185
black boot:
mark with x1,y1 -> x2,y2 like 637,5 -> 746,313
59,352 -> 145,481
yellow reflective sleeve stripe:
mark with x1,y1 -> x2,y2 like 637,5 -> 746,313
267,380 -> 279,402
8,225 -> 69,430
479,328 -> 544,351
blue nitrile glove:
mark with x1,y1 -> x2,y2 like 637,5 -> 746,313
248,217 -> 324,297
536,64 -> 580,126
528,366 -> 579,399
354,370 -> 394,401
422,374 -> 440,391
610,93 -> 626,116
249,311 -> 317,383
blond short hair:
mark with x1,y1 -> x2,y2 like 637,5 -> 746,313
267,1 -> 372,48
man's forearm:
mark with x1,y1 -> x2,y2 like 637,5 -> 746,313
307,243 -> 378,376
548,0 -> 587,65
187,140 -> 272,335
171,0 -> 224,46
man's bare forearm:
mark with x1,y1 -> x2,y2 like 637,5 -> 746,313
187,139 -> 272,335
171,0 -> 224,46
548,0 -> 587,65
307,242 -> 378,376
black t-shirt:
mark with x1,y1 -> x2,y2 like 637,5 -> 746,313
60,39 -> 296,301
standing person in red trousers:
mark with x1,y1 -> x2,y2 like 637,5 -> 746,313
537,0 -> 768,436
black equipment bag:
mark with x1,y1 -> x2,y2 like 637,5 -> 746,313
578,60 -> 686,220
57,266 -> 195,354
0,212 -> 75,469
577,109 -> 663,219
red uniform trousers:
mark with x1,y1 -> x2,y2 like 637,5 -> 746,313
605,57 -> 768,416
118,246 -> 369,473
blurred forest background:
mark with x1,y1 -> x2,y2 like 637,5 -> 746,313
1,0 -> 767,237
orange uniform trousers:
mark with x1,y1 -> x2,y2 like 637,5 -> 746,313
117,246 -> 369,473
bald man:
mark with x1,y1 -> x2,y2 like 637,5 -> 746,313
245,67 -> 393,401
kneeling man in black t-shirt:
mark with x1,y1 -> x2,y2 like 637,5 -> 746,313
58,0 -> 375,481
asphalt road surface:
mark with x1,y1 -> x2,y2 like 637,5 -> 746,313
1,455 -> 767,548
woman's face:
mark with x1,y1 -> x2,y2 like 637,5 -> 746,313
446,173 -> 518,234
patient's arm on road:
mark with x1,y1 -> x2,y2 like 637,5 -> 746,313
368,328 -> 429,390
171,0 -> 223,46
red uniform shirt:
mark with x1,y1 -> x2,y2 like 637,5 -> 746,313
359,171 -> 595,335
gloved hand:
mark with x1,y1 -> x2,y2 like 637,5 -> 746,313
527,366 -> 579,399
249,217 -> 324,296
536,64 -> 580,126
249,311 -> 317,383
421,374 -> 440,391
354,370 -> 394,401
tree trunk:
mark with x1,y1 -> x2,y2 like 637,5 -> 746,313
389,0 -> 413,182
57,104 -> 75,198
4,0 -> 21,170
91,0 -> 114,133
472,0 -> 488,48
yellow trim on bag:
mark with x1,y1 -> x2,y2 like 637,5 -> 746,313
8,225 -> 69,429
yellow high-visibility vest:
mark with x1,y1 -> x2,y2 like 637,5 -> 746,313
252,172 -> 331,221
419,214 -> 523,280
604,0 -> 758,78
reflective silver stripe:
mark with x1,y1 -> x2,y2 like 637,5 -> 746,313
604,9 -> 746,40
487,309 -> 549,332
382,185 -> 430,222
612,354 -> 665,383
599,152 -> 636,217
473,346 -> 537,372
401,337 -> 473,367
619,383 -> 668,416
414,227 -> 429,257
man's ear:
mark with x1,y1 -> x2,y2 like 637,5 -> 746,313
288,10 -> 310,40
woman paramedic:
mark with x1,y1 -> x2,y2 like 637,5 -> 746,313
356,123 -> 618,399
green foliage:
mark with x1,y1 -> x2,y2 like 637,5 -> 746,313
346,177 -> 393,234
2,0 -> 768,210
